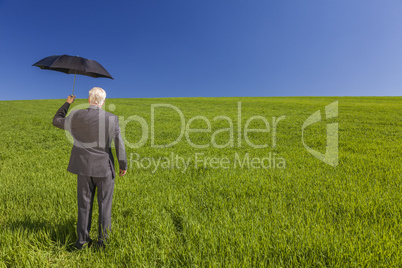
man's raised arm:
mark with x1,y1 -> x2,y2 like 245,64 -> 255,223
52,95 -> 75,130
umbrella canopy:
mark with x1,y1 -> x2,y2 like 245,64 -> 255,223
33,54 -> 113,95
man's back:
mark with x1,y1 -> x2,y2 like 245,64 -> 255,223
53,103 -> 127,178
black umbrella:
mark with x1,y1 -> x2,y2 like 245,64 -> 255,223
33,54 -> 113,95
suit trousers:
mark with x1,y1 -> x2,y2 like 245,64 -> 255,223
75,174 -> 115,249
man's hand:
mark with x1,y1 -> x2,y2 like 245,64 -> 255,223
67,95 -> 76,104
119,169 -> 127,176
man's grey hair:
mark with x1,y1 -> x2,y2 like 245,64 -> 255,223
89,87 -> 106,106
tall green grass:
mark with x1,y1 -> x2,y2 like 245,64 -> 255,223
0,97 -> 401,267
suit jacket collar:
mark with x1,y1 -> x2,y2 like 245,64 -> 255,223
88,105 -> 102,110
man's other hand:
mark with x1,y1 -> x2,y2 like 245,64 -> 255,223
119,169 -> 127,176
67,95 -> 76,104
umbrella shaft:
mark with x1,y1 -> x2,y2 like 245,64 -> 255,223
72,72 -> 76,95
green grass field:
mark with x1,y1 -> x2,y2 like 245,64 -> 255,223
0,96 -> 401,267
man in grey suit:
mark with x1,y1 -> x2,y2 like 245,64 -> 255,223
52,87 -> 127,249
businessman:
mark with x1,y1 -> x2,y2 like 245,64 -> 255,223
53,87 -> 127,249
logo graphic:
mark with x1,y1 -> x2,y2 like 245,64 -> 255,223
302,101 -> 338,167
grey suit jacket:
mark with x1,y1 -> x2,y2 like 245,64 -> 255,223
53,102 -> 127,178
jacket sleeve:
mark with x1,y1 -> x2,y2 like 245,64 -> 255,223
114,116 -> 128,170
52,102 -> 71,130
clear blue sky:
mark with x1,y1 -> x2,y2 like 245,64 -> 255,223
1,0 -> 401,100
